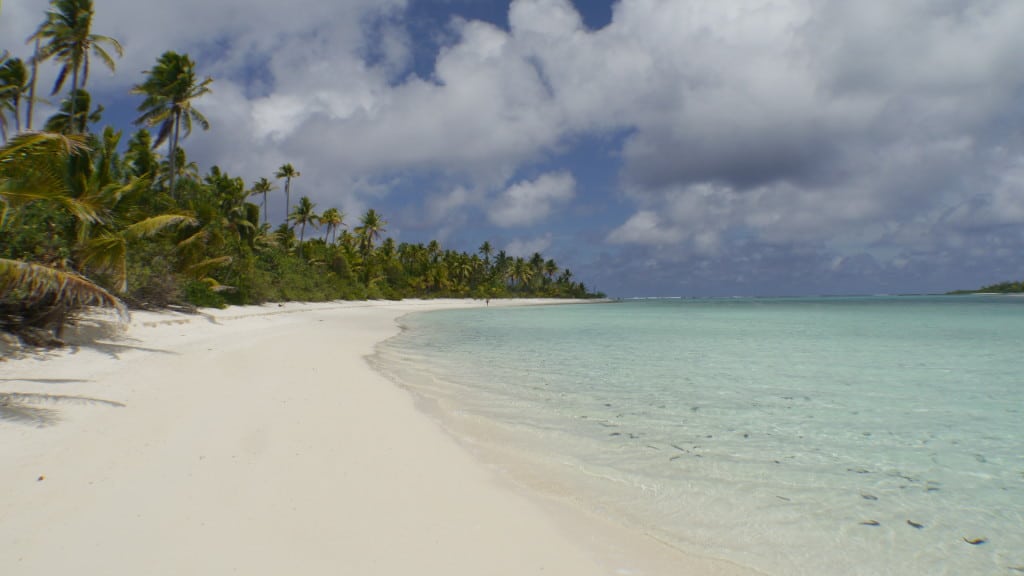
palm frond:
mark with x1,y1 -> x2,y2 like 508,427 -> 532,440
123,213 -> 197,240
184,256 -> 232,279
0,258 -> 127,320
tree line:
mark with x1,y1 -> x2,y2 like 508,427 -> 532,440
1,0 -> 603,345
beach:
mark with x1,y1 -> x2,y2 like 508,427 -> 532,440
0,300 -> 754,576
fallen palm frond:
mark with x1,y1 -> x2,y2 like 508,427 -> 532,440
0,258 -> 127,321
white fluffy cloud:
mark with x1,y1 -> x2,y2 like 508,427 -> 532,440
5,0 -> 1024,294
488,171 -> 575,227
505,233 -> 553,258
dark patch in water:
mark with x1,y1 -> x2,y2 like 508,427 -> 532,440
860,520 -> 880,526
907,520 -> 924,529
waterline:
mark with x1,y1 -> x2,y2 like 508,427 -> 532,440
372,297 -> 1024,575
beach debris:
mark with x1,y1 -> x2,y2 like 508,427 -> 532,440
860,493 -> 878,501
859,520 -> 881,526
906,520 -> 924,529
962,537 -> 987,545
37,475 -> 44,482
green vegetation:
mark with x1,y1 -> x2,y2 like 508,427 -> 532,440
0,1 -> 603,345
947,280 -> 1024,295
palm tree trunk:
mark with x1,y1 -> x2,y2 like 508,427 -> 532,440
168,112 -> 179,198
262,191 -> 268,224
285,180 -> 291,225
69,67 -> 79,133
26,39 -> 39,130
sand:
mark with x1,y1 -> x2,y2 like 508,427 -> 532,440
0,300 -> 759,575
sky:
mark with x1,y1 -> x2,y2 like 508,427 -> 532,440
3,0 -> 1024,297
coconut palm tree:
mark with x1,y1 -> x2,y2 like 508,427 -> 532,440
132,51 -> 212,198
123,129 -> 159,179
43,88 -> 102,134
289,196 -> 319,255
320,207 -> 344,244
274,163 -> 300,223
25,39 -> 42,130
249,177 -> 276,225
0,131 -> 98,227
355,208 -> 387,257
1,131 -> 126,339
30,0 -> 122,133
478,240 -> 492,274
0,53 -> 30,141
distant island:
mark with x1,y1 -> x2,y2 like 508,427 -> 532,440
947,280 -> 1024,295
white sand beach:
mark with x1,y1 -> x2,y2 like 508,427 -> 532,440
0,300 -> 757,575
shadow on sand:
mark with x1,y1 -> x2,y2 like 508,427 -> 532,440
0,392 -> 125,427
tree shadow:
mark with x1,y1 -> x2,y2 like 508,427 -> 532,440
0,392 -> 126,428
0,378 -> 90,384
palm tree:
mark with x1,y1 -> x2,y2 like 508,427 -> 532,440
158,147 -> 199,188
289,196 -> 319,255
1,132 -> 126,339
355,208 -> 387,257
30,0 -> 122,133
0,53 -> 30,141
544,258 -> 558,282
248,177 -> 276,225
320,207 -> 344,244
132,51 -> 212,198
123,129 -> 159,179
274,163 -> 300,223
25,39 -> 42,130
478,240 -> 492,273
43,88 -> 102,133
0,131 -> 99,227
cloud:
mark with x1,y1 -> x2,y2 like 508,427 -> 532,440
6,0 -> 1024,294
488,171 -> 575,227
607,211 -> 683,246
505,233 -> 553,258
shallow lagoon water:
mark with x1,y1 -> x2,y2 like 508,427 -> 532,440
372,296 -> 1024,575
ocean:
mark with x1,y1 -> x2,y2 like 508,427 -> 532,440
371,296 -> 1024,575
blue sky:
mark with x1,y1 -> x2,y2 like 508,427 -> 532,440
4,0 -> 1024,297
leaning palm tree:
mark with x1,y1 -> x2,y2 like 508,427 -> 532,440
288,196 -> 319,255
274,163 -> 300,223
30,0 -> 122,133
249,177 -> 276,225
320,207 -> 344,244
131,51 -> 212,198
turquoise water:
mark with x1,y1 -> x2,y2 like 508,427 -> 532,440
372,297 -> 1024,575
